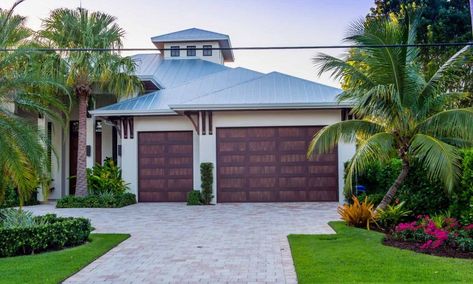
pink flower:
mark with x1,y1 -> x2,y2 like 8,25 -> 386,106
464,224 -> 473,231
395,221 -> 418,232
420,240 -> 433,250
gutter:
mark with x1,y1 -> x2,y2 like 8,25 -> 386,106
168,102 -> 354,111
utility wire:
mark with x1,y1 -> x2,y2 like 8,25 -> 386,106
0,42 -> 472,52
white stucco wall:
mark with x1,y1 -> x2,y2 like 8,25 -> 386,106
122,109 -> 356,203
162,41 -> 224,64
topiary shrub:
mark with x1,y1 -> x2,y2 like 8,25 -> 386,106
187,190 -> 202,205
200,163 -> 213,205
0,212 -> 91,257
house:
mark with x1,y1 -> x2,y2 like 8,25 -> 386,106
43,28 -> 355,203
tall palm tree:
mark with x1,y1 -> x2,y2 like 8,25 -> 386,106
308,13 -> 473,212
0,1 -> 68,206
38,8 -> 141,196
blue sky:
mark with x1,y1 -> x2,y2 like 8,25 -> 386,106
8,0 -> 374,87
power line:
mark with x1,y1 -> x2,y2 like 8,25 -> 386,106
0,42 -> 471,52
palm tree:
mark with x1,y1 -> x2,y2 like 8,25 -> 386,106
0,1 -> 67,206
308,13 -> 473,212
38,8 -> 141,196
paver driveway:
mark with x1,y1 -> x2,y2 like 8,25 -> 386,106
25,202 -> 338,284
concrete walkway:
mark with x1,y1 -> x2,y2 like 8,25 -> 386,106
25,203 -> 338,284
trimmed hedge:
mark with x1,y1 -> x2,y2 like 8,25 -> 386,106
0,214 -> 91,257
200,163 -> 214,205
187,190 -> 202,205
56,193 -> 136,208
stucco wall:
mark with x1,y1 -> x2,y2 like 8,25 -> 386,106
123,109 -> 355,203
162,41 -> 223,64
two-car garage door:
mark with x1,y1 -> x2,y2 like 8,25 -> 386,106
137,126 -> 338,202
216,126 -> 338,202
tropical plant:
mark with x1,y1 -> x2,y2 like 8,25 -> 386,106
367,0 -> 473,99
0,208 -> 44,228
376,201 -> 411,230
338,196 -> 376,229
38,7 -> 142,196
0,1 -> 68,207
308,12 -> 473,212
87,158 -> 129,195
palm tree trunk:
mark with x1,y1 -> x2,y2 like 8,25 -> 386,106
75,91 -> 89,196
375,160 -> 409,213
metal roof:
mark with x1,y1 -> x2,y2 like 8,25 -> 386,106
92,67 -> 263,116
151,28 -> 234,62
131,55 -> 229,88
171,72 -> 345,110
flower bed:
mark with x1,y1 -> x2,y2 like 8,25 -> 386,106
385,215 -> 473,259
56,193 -> 136,208
0,213 -> 92,257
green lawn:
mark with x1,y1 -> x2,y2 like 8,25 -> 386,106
288,222 -> 473,284
0,234 -> 129,284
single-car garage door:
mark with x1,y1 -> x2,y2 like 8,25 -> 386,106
217,126 -> 338,202
138,131 -> 193,202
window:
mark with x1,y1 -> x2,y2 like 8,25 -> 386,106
170,46 -> 180,57
187,46 -> 196,56
203,45 -> 212,56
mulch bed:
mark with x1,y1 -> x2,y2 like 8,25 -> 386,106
383,238 -> 473,259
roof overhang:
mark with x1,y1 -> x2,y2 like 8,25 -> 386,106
90,109 -> 177,117
169,102 -> 353,111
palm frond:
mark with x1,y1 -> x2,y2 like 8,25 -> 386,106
308,120 -> 384,157
344,132 -> 395,192
417,108 -> 473,143
409,134 -> 461,192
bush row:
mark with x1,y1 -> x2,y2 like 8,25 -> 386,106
347,149 -> 473,222
0,186 -> 39,209
0,214 -> 91,257
56,193 -> 136,208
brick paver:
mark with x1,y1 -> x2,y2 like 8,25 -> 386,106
25,202 -> 338,283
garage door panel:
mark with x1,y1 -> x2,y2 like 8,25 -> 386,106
248,191 -> 276,202
248,177 -> 277,188
308,190 -> 338,201
138,131 -> 193,202
279,190 -> 308,201
248,141 -> 276,151
248,166 -> 277,175
217,126 -> 338,202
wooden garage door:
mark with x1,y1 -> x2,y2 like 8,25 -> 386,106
138,131 -> 193,202
217,126 -> 338,202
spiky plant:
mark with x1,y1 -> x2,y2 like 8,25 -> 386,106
38,8 -> 142,196
308,13 -> 473,212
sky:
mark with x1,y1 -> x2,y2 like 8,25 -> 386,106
6,0 -> 374,88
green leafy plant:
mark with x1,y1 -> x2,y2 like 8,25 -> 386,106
56,193 -> 136,208
0,209 -> 43,229
309,12 -> 473,213
87,158 -> 129,195
450,149 -> 473,225
187,190 -> 202,205
0,213 -> 91,257
376,201 -> 411,230
200,163 -> 214,205
338,196 -> 376,229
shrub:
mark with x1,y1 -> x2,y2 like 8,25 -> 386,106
56,193 -> 136,208
450,149 -> 473,225
376,201 -> 411,230
0,185 -> 39,209
187,190 -> 202,205
0,213 -> 91,257
391,215 -> 473,252
338,196 -> 376,229
200,163 -> 214,205
87,158 -> 129,195
358,193 -> 385,207
347,158 -> 450,215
